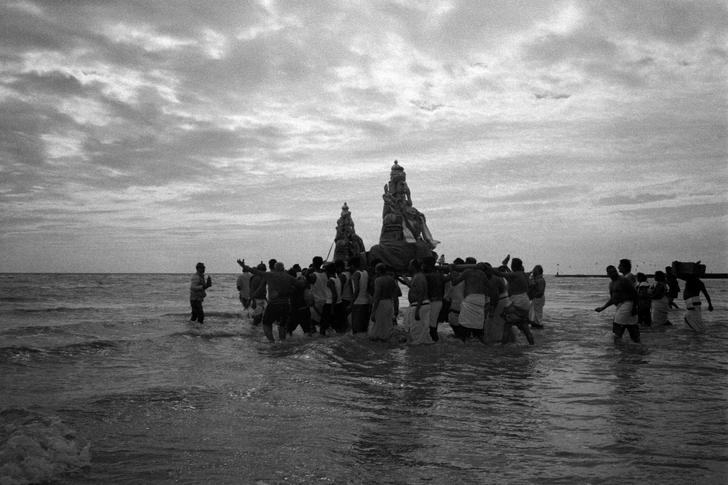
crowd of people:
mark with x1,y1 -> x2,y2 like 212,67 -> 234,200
189,256 -> 714,346
189,254 -> 549,345
594,258 -> 714,343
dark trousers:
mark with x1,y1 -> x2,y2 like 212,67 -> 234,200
288,306 -> 314,335
332,302 -> 347,333
613,322 -> 640,343
190,299 -> 204,323
351,303 -> 371,334
320,304 -> 333,335
262,302 -> 290,342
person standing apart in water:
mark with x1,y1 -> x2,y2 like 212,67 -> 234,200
681,274 -> 713,332
665,266 -> 681,309
635,272 -> 652,327
528,264 -> 546,329
190,262 -> 212,324
236,265 -> 252,316
595,265 -> 640,343
649,270 -> 671,326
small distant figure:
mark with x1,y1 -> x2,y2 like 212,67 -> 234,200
665,266 -> 681,309
445,258 -> 467,340
249,262 -> 268,326
424,255 -> 446,342
595,265 -> 640,343
349,256 -> 371,335
239,259 -> 297,343
190,262 -> 212,324
368,263 -> 398,341
650,271 -> 671,326
307,256 -> 328,334
287,269 -> 314,336
403,259 -> 433,345
528,265 -> 546,329
492,257 -> 535,345
681,274 -> 714,332
325,262 -> 347,334
236,265 -> 252,314
449,258 -> 488,342
635,272 -> 652,327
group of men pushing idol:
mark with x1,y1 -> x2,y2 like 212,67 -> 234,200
222,253 -> 546,345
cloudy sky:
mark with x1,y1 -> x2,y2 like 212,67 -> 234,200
1,0 -> 726,274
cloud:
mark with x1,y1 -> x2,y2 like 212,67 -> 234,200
617,201 -> 728,223
596,193 -> 678,207
0,1 -> 726,272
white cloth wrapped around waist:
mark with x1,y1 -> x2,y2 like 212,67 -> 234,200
613,301 -> 637,326
683,296 -> 705,332
510,293 -> 530,312
459,293 -> 487,329
405,301 -> 433,345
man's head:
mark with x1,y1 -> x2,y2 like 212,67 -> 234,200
606,265 -> 619,280
196,262 -> 205,273
511,258 -> 524,272
274,262 -> 285,272
618,259 -> 632,275
324,262 -> 336,276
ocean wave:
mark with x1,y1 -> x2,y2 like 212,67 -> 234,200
11,306 -> 99,313
168,328 -> 249,340
0,340 -> 119,364
0,408 -> 91,484
0,325 -> 71,337
89,385 -> 212,411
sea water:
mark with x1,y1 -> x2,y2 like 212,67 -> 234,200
1,273 -> 726,484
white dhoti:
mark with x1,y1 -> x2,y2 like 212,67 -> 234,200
683,296 -> 705,332
405,301 -> 433,345
651,296 -> 669,325
529,296 -> 545,326
614,301 -> 637,326
309,300 -> 325,323
510,293 -> 530,313
459,294 -> 486,330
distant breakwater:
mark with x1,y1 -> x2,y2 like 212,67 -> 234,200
555,273 -> 728,279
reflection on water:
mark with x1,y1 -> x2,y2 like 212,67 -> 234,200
0,274 -> 726,484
